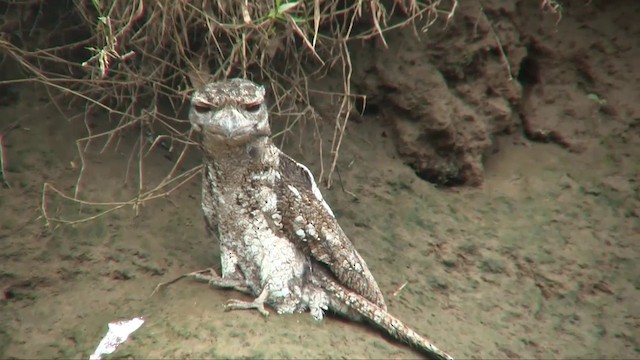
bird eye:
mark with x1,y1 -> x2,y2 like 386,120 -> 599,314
194,103 -> 211,113
244,103 -> 261,113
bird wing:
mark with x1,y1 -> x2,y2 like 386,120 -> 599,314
276,152 -> 387,309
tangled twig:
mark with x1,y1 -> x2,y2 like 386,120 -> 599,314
0,0 -> 458,224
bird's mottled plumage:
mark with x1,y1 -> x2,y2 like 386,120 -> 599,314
188,79 -> 452,360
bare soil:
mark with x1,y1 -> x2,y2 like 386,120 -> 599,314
1,1 -> 638,359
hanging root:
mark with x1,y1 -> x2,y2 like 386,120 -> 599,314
0,0 -> 458,223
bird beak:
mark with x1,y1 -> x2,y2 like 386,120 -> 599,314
198,107 -> 246,139
194,106 -> 270,143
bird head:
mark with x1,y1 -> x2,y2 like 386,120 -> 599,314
189,79 -> 270,148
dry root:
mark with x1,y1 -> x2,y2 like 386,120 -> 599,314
0,0 -> 458,223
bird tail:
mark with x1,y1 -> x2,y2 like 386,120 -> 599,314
318,273 -> 454,360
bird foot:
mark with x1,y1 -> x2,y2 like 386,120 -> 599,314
188,268 -> 251,294
224,287 -> 270,317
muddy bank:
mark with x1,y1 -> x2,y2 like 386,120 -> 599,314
1,0 -> 639,358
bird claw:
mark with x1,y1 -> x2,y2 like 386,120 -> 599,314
224,287 -> 270,317
225,298 -> 270,317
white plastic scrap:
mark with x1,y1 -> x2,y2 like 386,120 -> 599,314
89,316 -> 145,360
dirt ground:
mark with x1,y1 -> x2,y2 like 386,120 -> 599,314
1,1 -> 639,359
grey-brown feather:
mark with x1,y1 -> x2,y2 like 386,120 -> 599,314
189,79 -> 452,360
276,153 -> 386,309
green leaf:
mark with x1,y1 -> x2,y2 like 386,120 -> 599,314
277,1 -> 300,14
587,93 -> 607,105
288,15 -> 306,24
